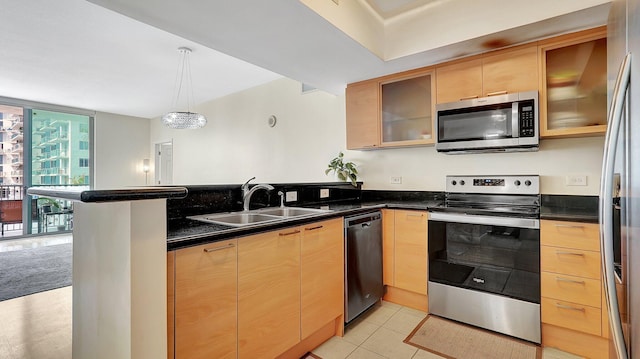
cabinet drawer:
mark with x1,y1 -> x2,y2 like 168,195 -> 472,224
541,297 -> 601,336
540,245 -> 601,279
541,220 -> 600,252
541,272 -> 601,308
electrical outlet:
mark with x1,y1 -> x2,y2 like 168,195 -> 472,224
566,175 -> 588,186
320,188 -> 330,198
285,191 -> 298,202
390,176 -> 402,184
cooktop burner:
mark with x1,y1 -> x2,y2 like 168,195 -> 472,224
437,175 -> 541,218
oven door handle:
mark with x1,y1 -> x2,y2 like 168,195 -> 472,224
428,212 -> 539,229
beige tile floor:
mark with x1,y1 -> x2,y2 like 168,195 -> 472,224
311,301 -> 584,359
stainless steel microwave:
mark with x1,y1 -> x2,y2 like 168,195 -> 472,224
435,91 -> 539,153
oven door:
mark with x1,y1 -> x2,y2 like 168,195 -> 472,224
427,211 -> 541,343
428,212 -> 540,302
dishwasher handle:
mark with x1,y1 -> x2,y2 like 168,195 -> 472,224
345,211 -> 382,228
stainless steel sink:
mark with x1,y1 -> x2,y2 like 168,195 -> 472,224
189,207 -> 330,227
256,207 -> 329,217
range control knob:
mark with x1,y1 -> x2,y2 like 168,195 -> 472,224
451,180 -> 457,186
525,180 -> 532,186
514,180 -> 521,186
460,180 -> 466,186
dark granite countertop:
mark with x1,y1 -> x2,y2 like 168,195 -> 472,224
540,195 -> 599,223
167,200 -> 442,250
27,186 -> 188,203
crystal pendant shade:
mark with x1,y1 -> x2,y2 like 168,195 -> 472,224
162,47 -> 207,129
162,111 -> 207,129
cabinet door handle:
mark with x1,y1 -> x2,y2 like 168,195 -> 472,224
554,224 -> 585,229
460,95 -> 479,100
305,225 -> 323,231
203,243 -> 235,253
556,277 -> 586,285
555,251 -> 585,256
486,90 -> 507,96
279,229 -> 301,236
556,303 -> 586,312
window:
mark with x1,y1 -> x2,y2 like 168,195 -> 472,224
79,158 -> 89,167
79,123 -> 89,133
79,141 -> 89,150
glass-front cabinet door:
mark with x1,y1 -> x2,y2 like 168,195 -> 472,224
381,71 -> 435,146
539,27 -> 607,137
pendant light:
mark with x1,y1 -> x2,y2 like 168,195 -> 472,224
162,47 -> 207,129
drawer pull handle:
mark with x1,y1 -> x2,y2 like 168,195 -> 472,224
406,214 -> 424,218
556,303 -> 586,312
203,243 -> 235,253
305,225 -> 323,231
555,251 -> 585,256
279,229 -> 301,236
460,95 -> 479,100
486,90 -> 508,96
555,277 -> 586,285
554,224 -> 585,229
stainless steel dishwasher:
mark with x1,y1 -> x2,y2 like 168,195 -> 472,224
344,211 -> 383,324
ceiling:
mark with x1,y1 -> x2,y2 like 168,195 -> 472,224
0,0 -> 611,119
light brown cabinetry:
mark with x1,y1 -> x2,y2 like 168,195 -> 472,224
300,218 -> 344,339
436,44 -> 538,104
539,27 -> 607,138
238,229 -> 301,359
169,218 -> 345,359
346,69 -> 436,150
173,239 -> 238,359
540,219 -> 608,358
382,209 -> 428,311
346,81 -> 380,149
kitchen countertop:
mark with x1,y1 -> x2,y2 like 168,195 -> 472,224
540,194 -> 599,224
167,200 -> 442,250
27,186 -> 188,202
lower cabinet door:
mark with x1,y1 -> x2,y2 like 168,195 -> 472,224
238,229 -> 301,358
174,239 -> 237,359
301,218 -> 344,338
394,210 -> 428,295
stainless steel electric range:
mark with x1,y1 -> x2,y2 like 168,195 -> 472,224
428,175 -> 541,343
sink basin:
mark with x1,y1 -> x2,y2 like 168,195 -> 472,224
257,207 -> 329,217
188,207 -> 330,227
193,212 -> 282,227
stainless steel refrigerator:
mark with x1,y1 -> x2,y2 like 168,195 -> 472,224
602,1 -> 639,358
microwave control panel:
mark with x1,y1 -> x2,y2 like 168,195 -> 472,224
519,100 -> 536,137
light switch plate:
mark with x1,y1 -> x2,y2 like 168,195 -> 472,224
320,188 -> 330,198
286,191 -> 298,202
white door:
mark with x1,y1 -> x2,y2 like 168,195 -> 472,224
155,141 -> 173,185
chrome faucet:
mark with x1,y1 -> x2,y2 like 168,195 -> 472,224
242,177 -> 274,211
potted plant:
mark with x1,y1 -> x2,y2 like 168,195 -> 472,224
325,152 -> 358,186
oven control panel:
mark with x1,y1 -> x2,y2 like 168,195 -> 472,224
446,175 -> 539,195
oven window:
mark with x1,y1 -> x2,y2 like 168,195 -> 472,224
428,220 -> 540,303
438,103 -> 513,142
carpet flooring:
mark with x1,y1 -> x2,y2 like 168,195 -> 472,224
405,315 -> 541,359
0,243 -> 72,301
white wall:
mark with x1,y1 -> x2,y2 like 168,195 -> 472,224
94,112 -> 151,189
149,77 -> 604,195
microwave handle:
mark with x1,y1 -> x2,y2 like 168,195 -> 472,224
512,102 -> 519,138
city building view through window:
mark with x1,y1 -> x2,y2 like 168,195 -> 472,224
0,104 -> 91,238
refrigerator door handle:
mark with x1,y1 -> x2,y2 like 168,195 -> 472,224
600,52 -> 631,359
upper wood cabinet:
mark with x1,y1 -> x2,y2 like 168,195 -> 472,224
539,27 -> 607,138
346,81 -> 380,149
436,43 -> 539,104
346,68 -> 436,150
